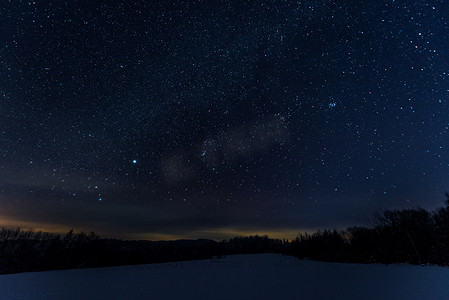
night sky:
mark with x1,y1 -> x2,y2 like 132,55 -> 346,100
1,0 -> 449,240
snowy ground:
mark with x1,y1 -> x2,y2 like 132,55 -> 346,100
0,254 -> 448,300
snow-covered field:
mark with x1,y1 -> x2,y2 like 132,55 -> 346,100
0,254 -> 448,300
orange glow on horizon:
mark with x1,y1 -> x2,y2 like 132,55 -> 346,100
0,214 -> 303,241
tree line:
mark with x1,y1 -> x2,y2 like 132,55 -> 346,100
0,229 -> 287,274
287,198 -> 449,265
1,197 -> 449,274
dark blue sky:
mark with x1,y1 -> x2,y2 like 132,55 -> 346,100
1,0 -> 448,240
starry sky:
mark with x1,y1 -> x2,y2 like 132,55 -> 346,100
1,0 -> 449,240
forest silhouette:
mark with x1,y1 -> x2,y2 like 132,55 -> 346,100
1,197 -> 449,274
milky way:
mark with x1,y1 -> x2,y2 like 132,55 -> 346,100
1,0 -> 449,240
